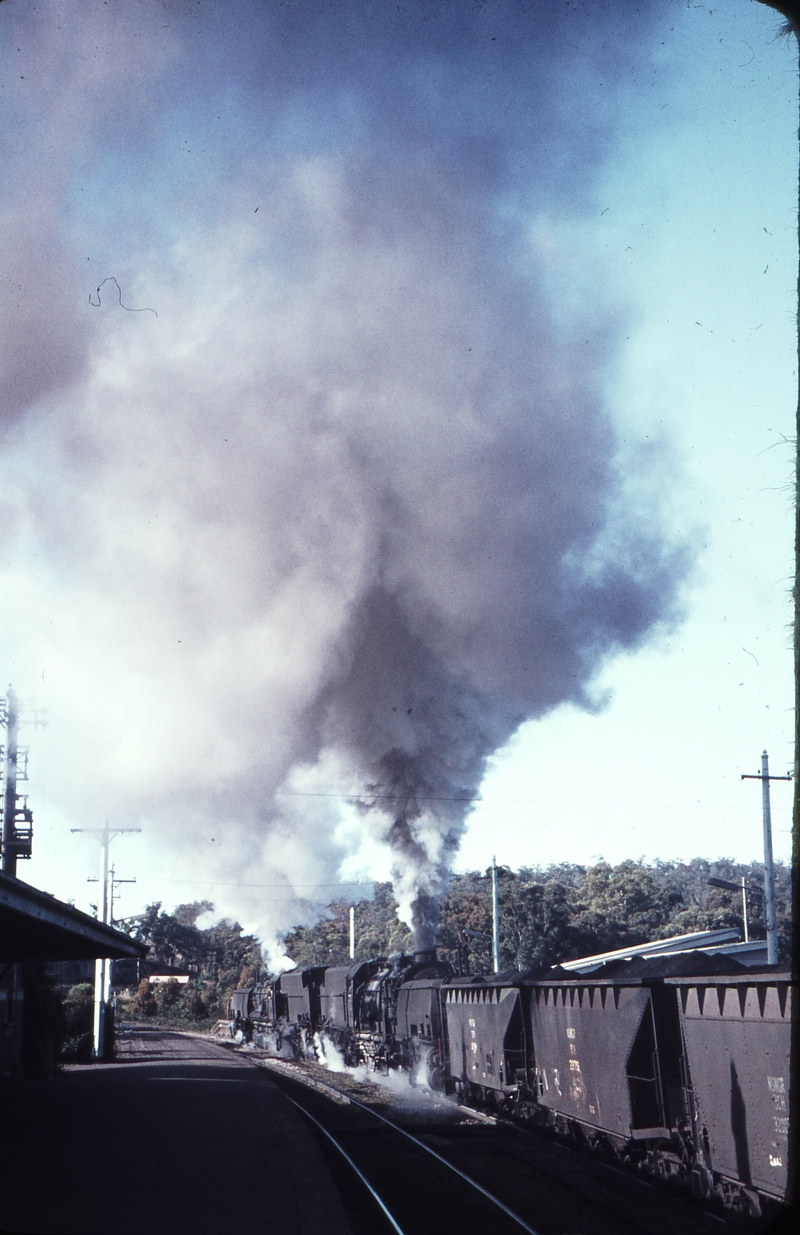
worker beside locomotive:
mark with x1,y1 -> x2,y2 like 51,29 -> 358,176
229,947 -> 790,1220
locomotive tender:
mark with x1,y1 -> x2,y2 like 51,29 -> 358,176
230,948 -> 791,1219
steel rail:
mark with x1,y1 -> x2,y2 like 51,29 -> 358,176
254,1057 -> 729,1234
343,1092 -> 543,1235
285,1095 -> 406,1235
259,1056 -> 542,1234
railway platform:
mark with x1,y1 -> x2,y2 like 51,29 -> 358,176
0,1024 -> 354,1235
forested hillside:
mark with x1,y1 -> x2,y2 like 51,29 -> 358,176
284,857 -> 792,973
114,856 -> 791,1034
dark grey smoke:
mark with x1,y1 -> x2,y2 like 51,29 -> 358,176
0,0 -> 689,951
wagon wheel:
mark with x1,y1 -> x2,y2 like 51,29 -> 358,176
427,1050 -> 445,1091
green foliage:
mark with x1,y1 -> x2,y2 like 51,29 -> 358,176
131,902 -> 210,970
283,859 -> 793,972
434,868 -> 581,972
124,903 -> 262,1026
150,979 -> 209,1021
60,982 -> 94,1063
647,857 -> 792,960
126,976 -> 209,1027
283,883 -> 412,968
173,900 -> 214,926
202,919 -> 263,1018
117,855 -> 791,1037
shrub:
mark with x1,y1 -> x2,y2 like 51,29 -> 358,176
60,983 -> 94,1063
130,978 -> 158,1018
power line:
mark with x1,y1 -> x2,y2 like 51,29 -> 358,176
34,780 -> 793,811
137,878 -> 375,889
272,791 -> 791,808
273,791 -> 481,801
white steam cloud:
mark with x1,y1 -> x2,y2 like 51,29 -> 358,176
0,0 -> 688,953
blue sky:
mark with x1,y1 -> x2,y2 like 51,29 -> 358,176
456,0 -> 797,874
0,1 -> 794,950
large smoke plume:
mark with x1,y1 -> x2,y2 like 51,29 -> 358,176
0,0 -> 687,952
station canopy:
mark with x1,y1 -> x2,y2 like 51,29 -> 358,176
0,872 -> 148,962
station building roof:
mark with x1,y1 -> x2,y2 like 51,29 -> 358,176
0,871 -> 148,962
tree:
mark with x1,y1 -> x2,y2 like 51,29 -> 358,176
173,900 -> 214,927
283,883 -> 413,968
286,858 -> 793,974
132,903 -> 209,971
123,906 -> 262,1024
203,919 -> 262,1016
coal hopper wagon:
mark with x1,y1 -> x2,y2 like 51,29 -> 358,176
441,953 -> 791,1219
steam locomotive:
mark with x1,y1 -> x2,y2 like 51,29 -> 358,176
229,947 -> 791,1220
230,948 -> 451,1077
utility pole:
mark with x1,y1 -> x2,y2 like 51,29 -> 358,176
707,875 -> 764,943
1,686 -> 45,876
491,855 -> 500,974
89,864 -> 136,927
109,865 -> 136,926
72,822 -> 141,1059
742,751 -> 792,965
349,906 -> 355,960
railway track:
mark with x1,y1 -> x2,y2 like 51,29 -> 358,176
265,1065 -> 546,1235
246,1050 -> 741,1235
283,1085 -> 540,1235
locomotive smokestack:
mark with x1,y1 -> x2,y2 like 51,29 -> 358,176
413,948 -> 437,967
409,888 -> 439,957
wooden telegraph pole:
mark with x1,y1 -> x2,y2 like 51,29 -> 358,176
741,751 -> 792,965
71,822 -> 141,1060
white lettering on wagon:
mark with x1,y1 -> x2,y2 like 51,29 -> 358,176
767,1076 -> 787,1113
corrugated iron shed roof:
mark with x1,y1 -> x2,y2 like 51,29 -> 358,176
555,927 -> 741,973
